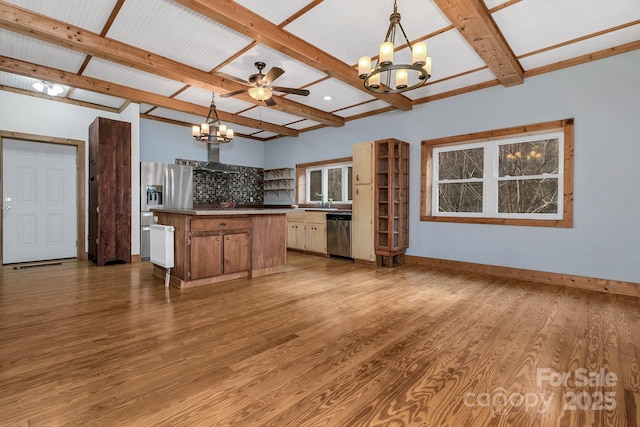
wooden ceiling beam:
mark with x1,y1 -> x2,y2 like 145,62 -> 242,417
432,0 -> 524,87
0,56 -> 299,137
0,2 -> 343,128
174,0 -> 414,112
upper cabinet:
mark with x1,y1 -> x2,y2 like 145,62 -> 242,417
352,142 -> 375,262
353,142 -> 374,185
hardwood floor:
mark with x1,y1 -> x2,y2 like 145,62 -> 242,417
1,253 -> 639,426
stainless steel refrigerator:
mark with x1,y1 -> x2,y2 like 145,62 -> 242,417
140,162 -> 193,261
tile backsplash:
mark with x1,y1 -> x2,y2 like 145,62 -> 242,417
176,159 -> 264,206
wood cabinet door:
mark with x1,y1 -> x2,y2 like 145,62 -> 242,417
191,235 -> 223,279
223,233 -> 251,274
287,222 -> 305,250
305,224 -> 327,254
353,141 -> 373,184
352,183 -> 375,261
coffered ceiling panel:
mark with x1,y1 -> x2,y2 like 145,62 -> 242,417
492,0 -> 640,56
286,119 -> 322,130
174,86 -> 255,115
409,69 -> 497,99
520,24 -> 640,71
146,107 -> 208,126
67,89 -> 126,110
3,0 -> 118,33
233,0 -> 317,26
297,78 -> 376,112
140,103 -> 154,115
333,100 -> 391,118
0,0 -> 636,141
222,123 -> 265,137
107,0 -> 252,72
482,0 -> 506,10
0,29 -> 87,72
250,130 -> 279,139
423,30 -> 489,83
239,106 -> 306,127
82,57 -> 186,97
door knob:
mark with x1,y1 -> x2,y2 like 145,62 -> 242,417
5,205 -> 11,211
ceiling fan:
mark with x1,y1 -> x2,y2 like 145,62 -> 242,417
220,61 -> 310,106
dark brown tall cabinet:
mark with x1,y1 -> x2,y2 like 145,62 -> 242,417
88,117 -> 132,266
374,138 -> 410,267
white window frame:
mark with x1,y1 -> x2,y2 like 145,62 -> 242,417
306,162 -> 353,204
432,131 -> 564,220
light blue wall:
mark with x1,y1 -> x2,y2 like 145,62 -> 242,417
265,51 -> 640,283
140,118 -> 265,168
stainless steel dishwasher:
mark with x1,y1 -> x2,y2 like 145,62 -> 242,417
326,212 -> 352,259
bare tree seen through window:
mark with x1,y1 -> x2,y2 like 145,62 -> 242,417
498,138 -> 559,214
309,170 -> 322,201
438,147 -> 484,212
437,138 -> 560,214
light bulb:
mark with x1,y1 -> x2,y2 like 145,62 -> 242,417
368,73 -> 380,90
379,41 -> 394,66
412,42 -> 427,66
358,56 -> 371,79
395,69 -> 408,90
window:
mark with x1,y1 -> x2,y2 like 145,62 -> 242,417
306,163 -> 353,204
421,119 -> 573,227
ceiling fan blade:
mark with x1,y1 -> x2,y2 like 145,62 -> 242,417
263,67 -> 285,85
264,97 -> 277,107
271,86 -> 310,96
219,89 -> 246,98
217,71 -> 251,85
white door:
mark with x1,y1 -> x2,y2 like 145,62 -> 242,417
2,139 -> 77,264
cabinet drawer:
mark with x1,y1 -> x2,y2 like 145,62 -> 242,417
191,217 -> 250,232
304,211 -> 327,223
287,212 -> 306,222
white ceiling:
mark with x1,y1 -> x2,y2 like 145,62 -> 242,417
0,0 -> 638,141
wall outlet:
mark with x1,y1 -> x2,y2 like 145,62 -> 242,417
250,196 -> 254,203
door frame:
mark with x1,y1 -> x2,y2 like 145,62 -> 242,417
0,131 -> 86,266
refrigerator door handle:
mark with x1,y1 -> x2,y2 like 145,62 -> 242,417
165,168 -> 172,208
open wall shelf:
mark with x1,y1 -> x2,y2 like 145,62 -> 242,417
264,168 -> 294,197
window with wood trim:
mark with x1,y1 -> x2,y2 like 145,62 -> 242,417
306,163 -> 352,204
420,119 -> 574,227
295,157 -> 353,206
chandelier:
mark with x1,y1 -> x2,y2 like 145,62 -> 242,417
191,93 -> 234,143
358,0 -> 432,94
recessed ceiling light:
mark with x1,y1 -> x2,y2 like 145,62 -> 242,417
322,95 -> 333,101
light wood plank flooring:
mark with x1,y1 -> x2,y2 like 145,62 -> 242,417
1,252 -> 639,426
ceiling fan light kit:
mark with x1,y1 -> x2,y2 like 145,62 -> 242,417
358,0 -> 432,94
32,80 -> 65,96
221,61 -> 310,107
248,86 -> 273,101
192,92 -> 234,144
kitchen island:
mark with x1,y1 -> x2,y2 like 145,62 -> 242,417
152,208 -> 298,289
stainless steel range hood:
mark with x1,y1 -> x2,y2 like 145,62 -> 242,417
198,143 -> 240,174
